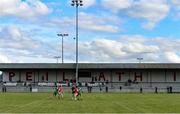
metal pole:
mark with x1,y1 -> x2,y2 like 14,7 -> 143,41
71,0 -> 83,83
62,36 -> 63,63
57,34 -> 68,64
75,5 -> 79,83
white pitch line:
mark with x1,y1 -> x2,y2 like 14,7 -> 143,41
114,102 -> 135,112
5,98 -> 45,113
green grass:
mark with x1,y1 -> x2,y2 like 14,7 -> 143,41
0,92 -> 180,113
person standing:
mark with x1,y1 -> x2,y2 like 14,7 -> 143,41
53,86 -> 58,97
73,86 -> 78,100
77,87 -> 82,100
58,85 -> 63,99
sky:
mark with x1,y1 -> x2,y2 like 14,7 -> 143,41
0,0 -> 180,63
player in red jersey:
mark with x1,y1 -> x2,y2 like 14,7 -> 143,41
73,86 -> 78,100
57,85 -> 63,99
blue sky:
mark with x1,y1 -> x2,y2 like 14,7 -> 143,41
0,0 -> 180,63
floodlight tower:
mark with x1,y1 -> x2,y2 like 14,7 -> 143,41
54,56 -> 61,63
71,0 -> 83,83
137,58 -> 143,63
57,33 -> 69,63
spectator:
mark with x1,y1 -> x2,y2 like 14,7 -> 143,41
106,86 -> 108,93
155,87 -> 158,93
127,79 -> 132,86
140,87 -> 143,93
24,82 -> 26,86
68,82 -> 70,87
87,84 -> 90,93
90,86 -> 92,93
170,86 -> 172,93
100,87 -> 102,92
2,85 -> 6,93
2,85 -> 4,92
167,86 -> 169,93
128,79 -> 132,83
119,86 -> 122,91
29,84 -> 32,92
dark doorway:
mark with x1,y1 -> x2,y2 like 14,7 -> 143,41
78,71 -> 91,82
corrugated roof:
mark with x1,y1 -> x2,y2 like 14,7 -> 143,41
0,63 -> 180,69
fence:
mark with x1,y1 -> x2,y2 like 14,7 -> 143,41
0,82 -> 179,93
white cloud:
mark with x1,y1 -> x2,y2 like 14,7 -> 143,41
164,52 -> 180,63
152,37 -> 180,52
0,25 -> 41,50
0,25 -> 71,63
79,39 -> 126,62
0,29 -> 180,63
79,12 -> 120,32
78,35 -> 180,63
41,12 -> 121,33
119,35 -> 147,43
101,0 -> 170,29
127,0 -> 170,29
0,52 -> 11,63
82,0 -> 96,8
102,0 -> 133,12
0,0 -> 50,18
123,43 -> 159,53
79,37 -> 159,62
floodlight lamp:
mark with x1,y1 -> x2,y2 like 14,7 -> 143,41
71,0 -> 75,6
64,34 -> 69,36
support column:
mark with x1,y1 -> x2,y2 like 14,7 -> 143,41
19,70 -> 21,82
110,70 -> 113,88
165,69 -> 167,82
34,70 -> 35,83
56,69 -> 57,82
38,70 -> 39,82
150,70 -> 152,87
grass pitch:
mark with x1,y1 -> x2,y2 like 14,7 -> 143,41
0,92 -> 180,113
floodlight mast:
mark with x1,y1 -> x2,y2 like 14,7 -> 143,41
137,58 -> 143,63
57,33 -> 69,63
54,56 -> 61,63
71,0 -> 83,83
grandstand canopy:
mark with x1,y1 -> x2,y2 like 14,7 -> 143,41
0,63 -> 180,69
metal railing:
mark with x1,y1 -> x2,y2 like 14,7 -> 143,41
0,81 -> 179,93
